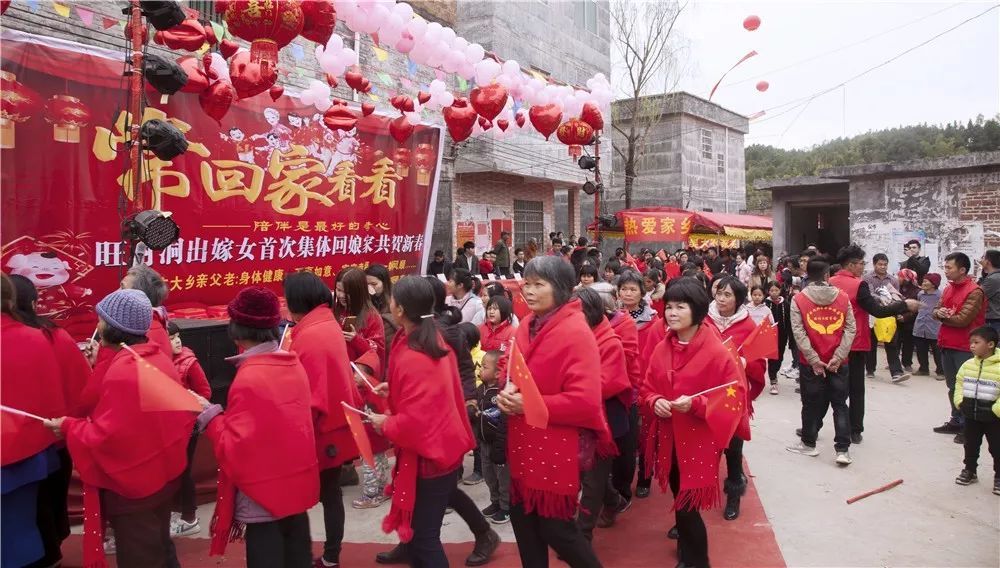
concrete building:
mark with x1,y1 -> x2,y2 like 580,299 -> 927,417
3,0 -> 610,266
758,152 -> 1000,274
602,92 -> 749,216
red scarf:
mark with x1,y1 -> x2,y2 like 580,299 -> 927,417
508,301 -> 606,519
640,324 -> 738,511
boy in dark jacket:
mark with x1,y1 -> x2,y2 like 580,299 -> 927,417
475,350 -> 509,524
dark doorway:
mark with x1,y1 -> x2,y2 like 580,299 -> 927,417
788,204 -> 849,256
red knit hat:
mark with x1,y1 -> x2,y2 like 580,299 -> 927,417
924,273 -> 942,289
228,286 -> 281,328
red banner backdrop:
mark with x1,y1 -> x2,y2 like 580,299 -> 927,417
0,32 -> 443,337
620,210 -> 692,242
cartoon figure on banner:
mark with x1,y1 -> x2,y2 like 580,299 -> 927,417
289,113 -> 313,148
252,107 -> 292,145
329,128 -> 360,174
2,234 -> 95,318
220,126 -> 255,162
261,132 -> 293,162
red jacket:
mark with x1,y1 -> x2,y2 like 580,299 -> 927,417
62,344 -> 194,498
609,312 -> 642,397
938,277 -> 986,352
704,315 -> 766,401
594,318 -> 631,408
343,309 -> 386,379
480,319 -> 516,380
384,331 -> 474,474
50,327 -> 92,418
508,300 -> 607,519
204,352 -> 319,518
829,271 -> 870,352
173,347 -> 212,399
290,305 -> 361,469
793,291 -> 851,364
149,310 -> 173,359
1,314 -> 66,466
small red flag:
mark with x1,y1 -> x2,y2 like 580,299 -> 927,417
740,318 -> 779,362
508,342 -> 549,429
279,324 -> 293,351
342,403 -> 375,468
624,251 -> 638,269
704,341 -> 748,448
656,249 -> 668,261
511,291 -> 531,321
127,348 -> 203,412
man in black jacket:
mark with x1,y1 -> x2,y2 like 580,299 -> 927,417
903,239 -> 932,283
427,250 -> 453,277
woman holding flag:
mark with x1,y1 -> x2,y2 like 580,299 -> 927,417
704,276 -> 767,521
640,277 -> 745,568
43,288 -> 195,568
367,276 -> 476,567
497,256 -> 607,568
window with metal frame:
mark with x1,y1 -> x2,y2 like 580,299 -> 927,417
717,152 -> 725,173
701,128 -> 713,160
514,199 -> 545,247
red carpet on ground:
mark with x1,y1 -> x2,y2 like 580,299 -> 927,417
60,461 -> 784,567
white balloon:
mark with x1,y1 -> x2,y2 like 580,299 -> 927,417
393,2 -> 413,20
439,92 -> 454,107
370,5 -> 390,30
208,53 -> 231,84
441,27 -> 456,45
430,79 -> 447,94
501,60 -> 520,77
474,58 -> 501,85
424,22 -> 442,43
464,43 -> 485,64
406,17 -> 427,39
457,61 -> 475,80
453,36 -> 469,52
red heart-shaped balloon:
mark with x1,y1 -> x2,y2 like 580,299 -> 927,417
300,0 -> 336,46
391,95 -> 414,113
452,97 -> 469,108
199,80 -> 236,124
529,103 -> 562,140
202,53 -> 217,80
359,78 -> 372,93
470,83 -> 508,121
389,116 -> 415,144
177,56 -> 209,94
229,50 -> 278,99
515,110 -> 526,128
497,119 -> 509,132
443,102 -> 477,142
326,74 -> 339,88
361,103 -> 376,117
154,18 -> 206,52
580,101 -> 604,132
345,70 -> 366,92
478,116 -> 492,131
323,102 -> 357,132
269,85 -> 284,101
203,22 -> 217,46
219,40 -> 239,60
417,91 -> 431,105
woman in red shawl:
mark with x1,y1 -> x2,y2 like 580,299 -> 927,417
192,287 -> 319,566
497,256 -> 606,568
335,267 -> 391,510
368,276 -> 475,566
618,269 -> 661,499
573,287 -> 631,541
640,277 -> 744,568
284,271 -> 362,568
704,276 -> 766,522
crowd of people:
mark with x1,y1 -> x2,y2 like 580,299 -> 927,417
2,234 -> 998,568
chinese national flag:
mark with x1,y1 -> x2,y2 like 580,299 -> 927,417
656,249 -> 668,261
131,351 -> 203,412
624,251 -> 638,269
279,324 -> 293,351
705,341 -> 748,449
342,404 -> 375,468
511,291 -> 532,321
740,318 -> 779,362
508,342 -> 549,429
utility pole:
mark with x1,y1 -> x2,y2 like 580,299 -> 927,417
593,134 -> 602,241
126,0 -> 144,211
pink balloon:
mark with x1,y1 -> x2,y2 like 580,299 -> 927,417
756,80 -> 769,92
395,31 -> 415,53
744,15 -> 761,31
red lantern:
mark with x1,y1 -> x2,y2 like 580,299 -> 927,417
0,71 -> 41,149
44,95 -> 92,143
743,15 -> 761,31
300,0 -> 336,45
220,0 -> 304,73
556,118 -> 594,160
414,143 -> 435,186
393,147 -> 412,177
756,80 -> 769,92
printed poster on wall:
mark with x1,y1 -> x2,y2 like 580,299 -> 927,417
0,30 -> 443,337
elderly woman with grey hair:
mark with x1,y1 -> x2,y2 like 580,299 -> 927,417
497,256 -> 608,567
119,264 -> 173,357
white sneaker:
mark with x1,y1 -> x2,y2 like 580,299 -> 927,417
769,384 -> 779,395
786,368 -> 800,380
103,535 -> 116,555
786,442 -> 819,457
170,517 -> 201,537
835,451 -> 853,466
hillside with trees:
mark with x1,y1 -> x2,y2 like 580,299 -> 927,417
745,114 -> 1000,211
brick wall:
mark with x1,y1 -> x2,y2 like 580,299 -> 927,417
452,171 -> 555,251
960,183 -> 1000,248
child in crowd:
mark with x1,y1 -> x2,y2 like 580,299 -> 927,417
785,284 -> 802,385
765,282 -> 789,395
458,322 -> 486,485
578,265 -> 600,288
747,285 -> 774,326
953,325 -> 1000,495
166,321 -> 212,537
479,253 -> 496,279
474,351 -> 510,523
643,269 -> 666,318
604,259 -> 622,285
913,273 -> 944,377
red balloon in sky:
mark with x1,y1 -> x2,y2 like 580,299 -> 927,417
743,15 -> 761,31
756,80 -> 769,92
